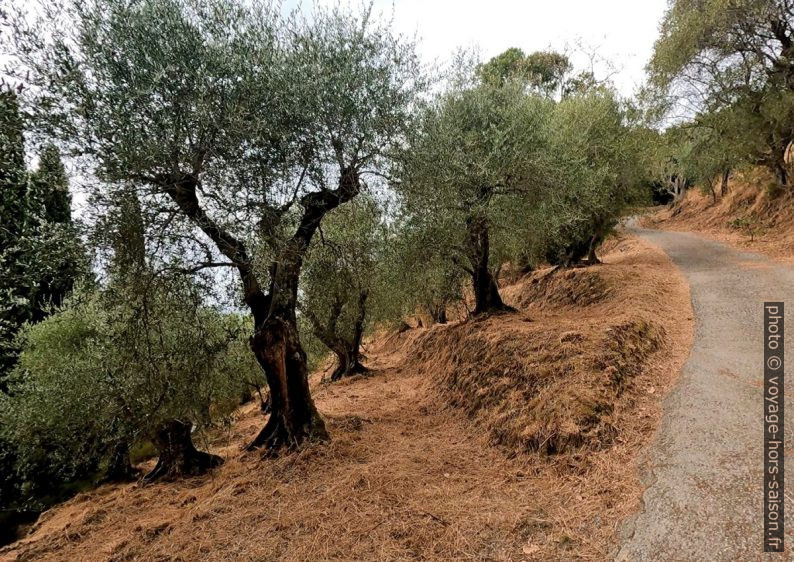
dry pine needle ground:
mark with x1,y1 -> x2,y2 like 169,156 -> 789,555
0,233 -> 693,562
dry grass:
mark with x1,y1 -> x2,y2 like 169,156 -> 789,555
0,234 -> 693,562
405,302 -> 664,456
641,168 -> 794,261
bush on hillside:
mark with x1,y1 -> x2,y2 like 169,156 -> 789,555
1,278 -> 261,497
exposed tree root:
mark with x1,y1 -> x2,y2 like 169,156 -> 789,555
142,420 -> 223,484
244,409 -> 329,456
330,360 -> 369,382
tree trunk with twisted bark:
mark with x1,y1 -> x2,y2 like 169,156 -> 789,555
466,214 -> 509,315
720,169 -> 730,197
162,166 -> 361,455
305,290 -> 369,382
244,168 -> 361,451
143,420 -> 222,483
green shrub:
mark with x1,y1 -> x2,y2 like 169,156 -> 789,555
1,277 -> 261,496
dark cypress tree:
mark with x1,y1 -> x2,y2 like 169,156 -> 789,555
0,89 -> 29,539
0,94 -> 88,529
0,90 -> 31,380
31,144 -> 71,225
0,90 -> 28,252
27,145 -> 83,322
0,92 -> 87,382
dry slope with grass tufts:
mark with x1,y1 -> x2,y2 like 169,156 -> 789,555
642,168 -> 794,261
0,233 -> 693,562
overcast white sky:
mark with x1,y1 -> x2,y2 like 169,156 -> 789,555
285,0 -> 669,97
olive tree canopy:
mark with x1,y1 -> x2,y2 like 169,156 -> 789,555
650,0 -> 794,187
399,80 -> 552,314
10,0 -> 423,454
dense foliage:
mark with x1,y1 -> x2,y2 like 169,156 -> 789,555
396,58 -> 646,311
531,91 -> 647,266
1,277 -> 258,496
0,91 -> 86,386
0,90 -> 87,519
399,81 -> 552,313
648,0 -> 794,191
299,196 -> 388,380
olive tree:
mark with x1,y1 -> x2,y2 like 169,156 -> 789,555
476,48 -> 572,98
386,214 -> 466,323
650,0 -> 794,188
299,196 -> 385,381
11,0 -> 422,454
1,277 -> 257,486
682,122 -> 737,203
399,81 -> 552,314
533,91 -> 646,266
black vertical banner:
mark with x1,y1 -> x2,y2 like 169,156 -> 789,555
764,302 -> 784,553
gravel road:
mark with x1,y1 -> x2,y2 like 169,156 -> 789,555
616,226 -> 794,561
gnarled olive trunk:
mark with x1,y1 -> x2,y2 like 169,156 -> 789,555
706,178 -> 717,205
466,215 -> 507,315
330,348 -> 367,381
102,440 -> 138,483
427,302 -> 447,324
244,233 -> 330,452
245,167 -> 361,451
586,234 -> 601,265
306,290 -> 369,382
666,174 -> 687,205
331,290 -> 368,381
759,135 -> 792,191
164,167 -> 360,455
720,169 -> 730,197
143,420 -> 222,483
246,314 -> 329,451
556,217 -> 606,268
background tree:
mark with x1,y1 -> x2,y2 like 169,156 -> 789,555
476,47 -> 528,87
399,81 -> 552,314
299,196 -> 385,381
477,48 -> 572,97
0,90 -> 87,524
682,122 -> 738,203
0,92 -> 86,387
0,89 -> 29,381
524,50 -> 572,97
646,126 -> 695,206
0,275 -> 259,486
650,0 -> 794,188
562,70 -> 600,97
392,220 -> 465,323
30,145 -> 72,225
0,90 -> 27,254
529,91 -> 644,266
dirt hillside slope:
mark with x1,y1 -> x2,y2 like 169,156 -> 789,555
642,170 -> 794,261
0,234 -> 692,562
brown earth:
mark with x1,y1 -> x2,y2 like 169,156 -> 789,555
641,168 -> 794,262
0,234 -> 693,562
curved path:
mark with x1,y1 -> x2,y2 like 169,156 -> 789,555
617,226 -> 794,561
